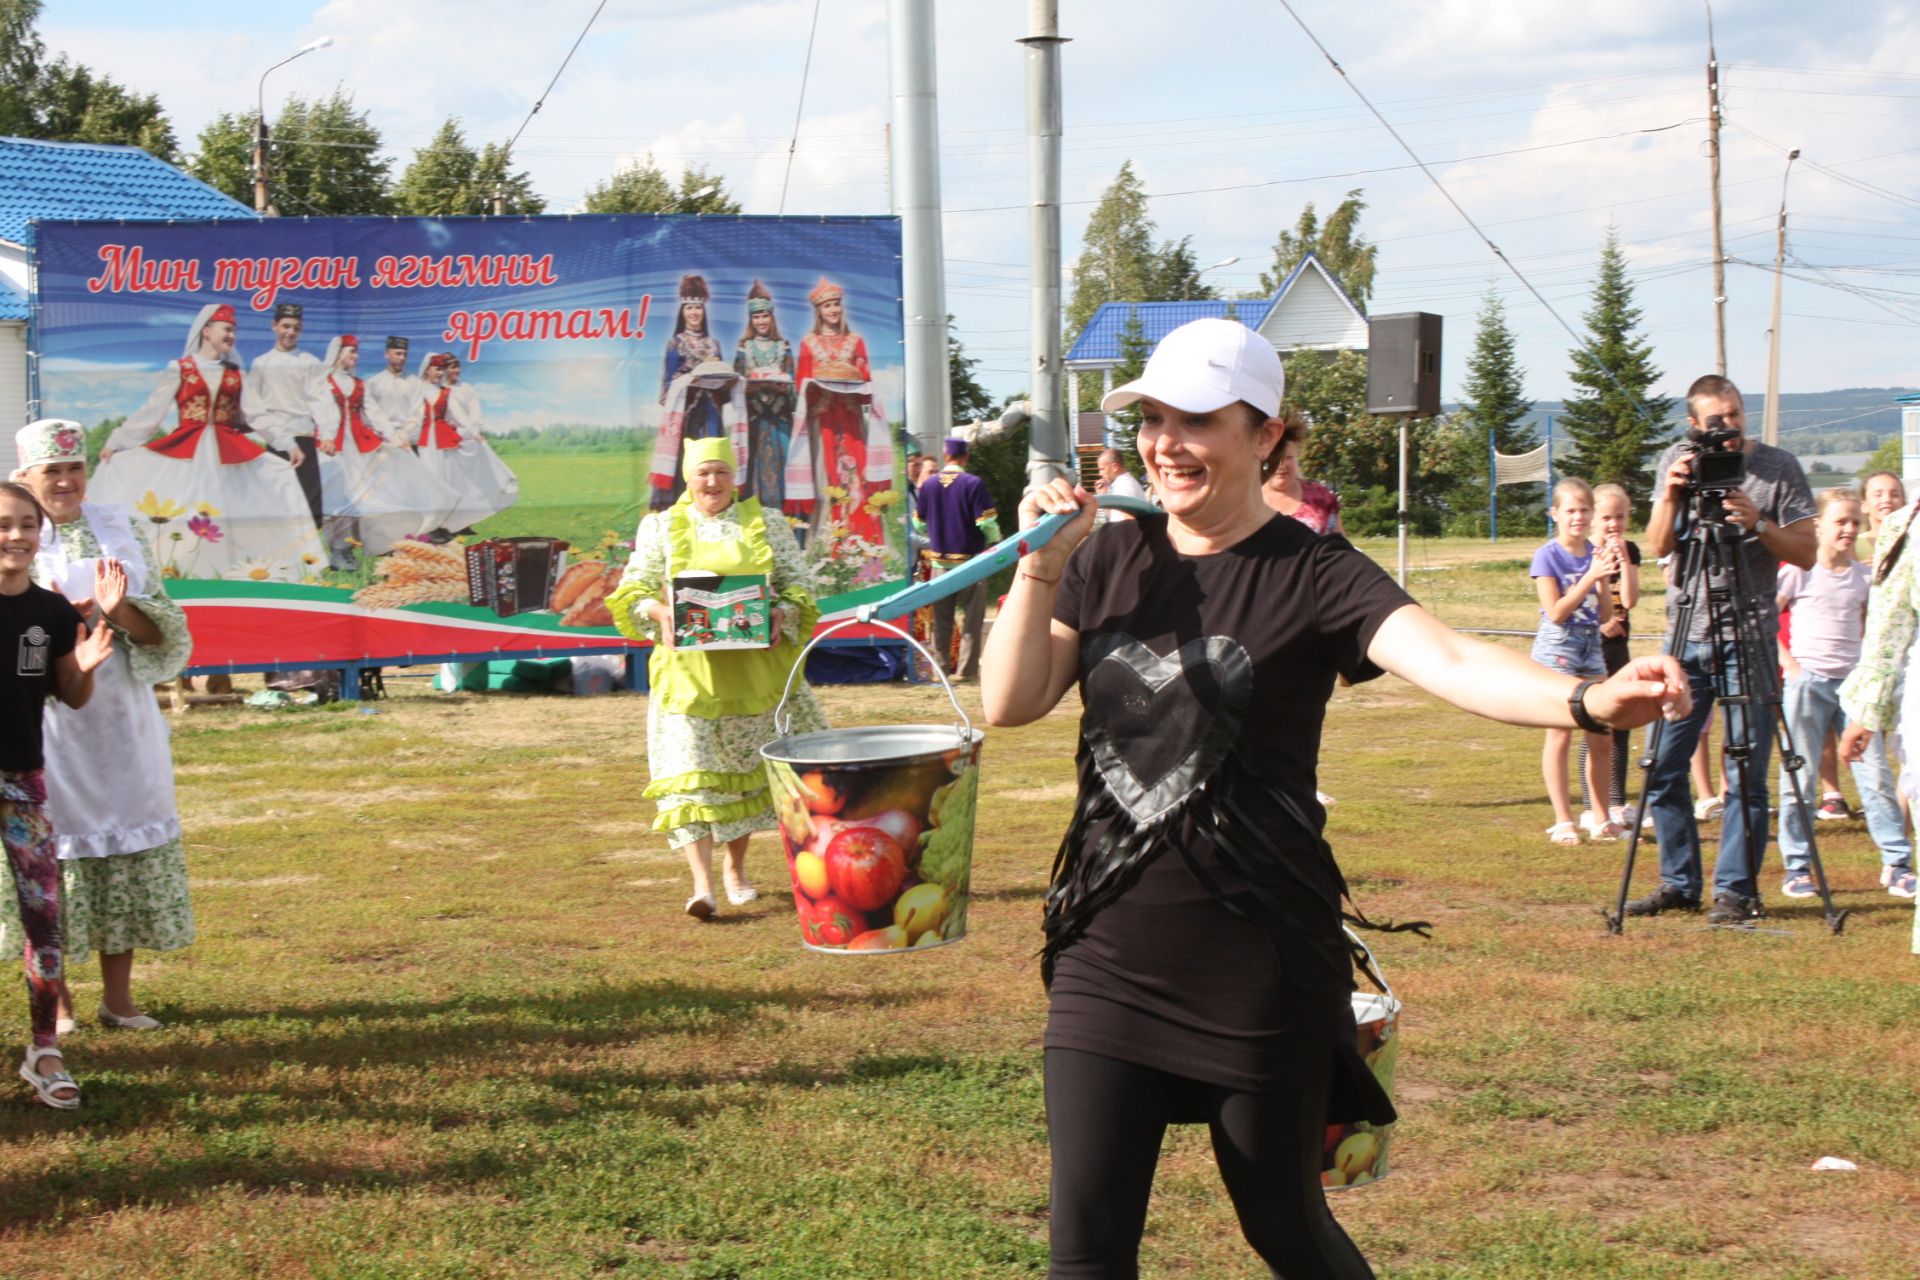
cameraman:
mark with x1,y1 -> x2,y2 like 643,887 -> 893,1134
1629,375 -> 1816,924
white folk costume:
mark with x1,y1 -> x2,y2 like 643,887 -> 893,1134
0,422 -> 195,967
92,303 -> 327,582
364,337 -> 423,434
308,337 -> 459,555
242,302 -> 325,527
786,278 -> 893,558
412,354 -> 518,533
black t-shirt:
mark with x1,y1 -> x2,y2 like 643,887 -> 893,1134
1,584 -> 81,772
1045,513 -> 1412,1102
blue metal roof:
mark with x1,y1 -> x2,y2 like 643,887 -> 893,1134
0,272 -> 25,321
0,136 -> 254,247
1066,297 -> 1273,365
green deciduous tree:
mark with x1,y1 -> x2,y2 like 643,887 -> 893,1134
1454,288 -> 1542,536
192,90 -> 397,215
1286,349 -> 1460,536
1861,436 -> 1900,482
583,157 -> 741,214
395,117 -> 543,216
0,1 -> 178,160
1259,189 -> 1377,307
1559,226 -> 1672,507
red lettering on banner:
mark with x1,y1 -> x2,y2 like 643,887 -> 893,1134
211,255 -> 362,310
86,244 -> 202,294
443,295 -> 652,361
371,253 -> 560,291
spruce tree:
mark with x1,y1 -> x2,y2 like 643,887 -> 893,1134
1559,226 -> 1672,506
1456,288 -> 1539,535
396,118 -> 544,216
584,157 -> 740,214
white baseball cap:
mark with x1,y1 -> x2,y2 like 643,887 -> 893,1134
1100,318 -> 1285,419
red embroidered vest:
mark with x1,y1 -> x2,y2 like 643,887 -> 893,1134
417,387 -> 461,449
146,359 -> 264,463
326,377 -> 386,453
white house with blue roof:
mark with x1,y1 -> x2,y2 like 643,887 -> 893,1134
1064,250 -> 1368,447
0,136 -> 254,455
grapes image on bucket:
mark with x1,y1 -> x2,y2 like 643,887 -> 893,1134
763,727 -> 982,953
1322,989 -> 1401,1190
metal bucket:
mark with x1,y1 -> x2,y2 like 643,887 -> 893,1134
762,618 -> 983,954
1322,931 -> 1401,1190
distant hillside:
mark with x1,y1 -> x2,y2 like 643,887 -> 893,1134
1451,389 -> 1917,455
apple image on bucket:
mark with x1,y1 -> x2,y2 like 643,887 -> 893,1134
763,727 -> 983,954
1321,991 -> 1400,1189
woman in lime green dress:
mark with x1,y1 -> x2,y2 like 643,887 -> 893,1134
609,437 -> 826,919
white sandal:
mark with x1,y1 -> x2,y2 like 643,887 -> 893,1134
685,893 -> 717,921
724,883 -> 759,906
1579,813 -> 1625,842
18,1044 -> 80,1110
1545,821 -> 1582,846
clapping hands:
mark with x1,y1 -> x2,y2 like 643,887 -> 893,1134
72,616 -> 114,674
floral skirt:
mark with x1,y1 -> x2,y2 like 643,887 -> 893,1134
647,689 -> 827,849
0,837 -> 195,964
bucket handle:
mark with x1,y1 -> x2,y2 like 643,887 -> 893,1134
1344,924 -> 1396,1009
773,614 -> 974,746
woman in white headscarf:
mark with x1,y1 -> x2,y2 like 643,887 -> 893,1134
8,419 -> 194,1031
308,334 -> 458,558
411,352 -> 519,537
91,302 -> 328,582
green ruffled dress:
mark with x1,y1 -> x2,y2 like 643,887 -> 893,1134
608,495 -> 827,848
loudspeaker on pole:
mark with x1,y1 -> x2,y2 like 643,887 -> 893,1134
1366,312 -> 1443,417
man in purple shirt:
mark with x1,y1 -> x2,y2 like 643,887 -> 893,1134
917,437 -> 1000,680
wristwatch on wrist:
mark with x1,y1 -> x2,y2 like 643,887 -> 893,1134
1570,679 -> 1608,733
1753,516 -> 1770,537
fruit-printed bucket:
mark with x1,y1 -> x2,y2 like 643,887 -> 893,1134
762,618 -> 982,954
1323,930 -> 1401,1190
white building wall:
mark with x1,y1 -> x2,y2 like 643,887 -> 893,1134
1903,405 -> 1920,492
0,242 -> 28,296
1258,268 -> 1369,353
1,322 -> 28,458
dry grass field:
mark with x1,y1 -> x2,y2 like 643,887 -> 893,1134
1,537 -> 1916,1278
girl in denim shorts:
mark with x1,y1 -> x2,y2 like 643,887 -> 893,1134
1530,478 -> 1620,844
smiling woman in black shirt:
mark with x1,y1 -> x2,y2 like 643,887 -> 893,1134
982,320 -> 1691,1279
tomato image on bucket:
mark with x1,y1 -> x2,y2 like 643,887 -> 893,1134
764,726 -> 982,954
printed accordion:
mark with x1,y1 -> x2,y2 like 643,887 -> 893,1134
465,537 -> 568,617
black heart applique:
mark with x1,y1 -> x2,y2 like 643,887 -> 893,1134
1082,634 -> 1254,824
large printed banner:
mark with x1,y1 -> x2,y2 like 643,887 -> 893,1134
32,215 -> 907,667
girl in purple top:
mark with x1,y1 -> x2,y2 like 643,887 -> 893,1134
1530,478 -> 1621,844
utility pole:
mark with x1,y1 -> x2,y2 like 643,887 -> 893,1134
887,0 -> 953,456
1763,149 -> 1801,446
252,116 -> 270,214
1705,2 -> 1727,375
1019,0 -> 1071,489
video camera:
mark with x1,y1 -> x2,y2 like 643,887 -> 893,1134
1681,414 -> 1747,524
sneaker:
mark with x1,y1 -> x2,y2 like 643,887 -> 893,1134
1693,795 -> 1725,822
1888,869 -> 1918,899
1705,891 -> 1766,924
1623,883 -> 1701,916
1815,793 -> 1850,821
1780,871 -> 1818,899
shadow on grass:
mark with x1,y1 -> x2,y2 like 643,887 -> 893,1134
971,884 -> 1049,903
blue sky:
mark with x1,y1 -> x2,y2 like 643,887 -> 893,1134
41,1 -> 1920,422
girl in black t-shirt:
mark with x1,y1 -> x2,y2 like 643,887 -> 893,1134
0,481 -> 113,1109
981,320 -> 1691,1278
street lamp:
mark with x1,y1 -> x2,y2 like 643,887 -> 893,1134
1762,147 -> 1800,446
254,35 -> 335,215
679,182 -> 722,211
1188,255 -> 1239,298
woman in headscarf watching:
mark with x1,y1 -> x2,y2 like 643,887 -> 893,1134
610,437 -> 826,919
982,319 -> 1689,1277
8,419 -> 194,1033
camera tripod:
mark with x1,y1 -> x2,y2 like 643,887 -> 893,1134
1605,506 -> 1850,935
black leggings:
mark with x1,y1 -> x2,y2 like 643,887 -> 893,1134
1580,632 -> 1634,810
1044,1048 -> 1375,1279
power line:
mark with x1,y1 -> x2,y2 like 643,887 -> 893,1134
778,0 -> 824,216
502,0 -> 609,158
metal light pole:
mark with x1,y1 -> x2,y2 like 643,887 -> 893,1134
887,0 -> 952,456
1763,149 -> 1800,447
1020,0 -> 1070,488
254,36 -> 334,215
1187,255 -> 1239,299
